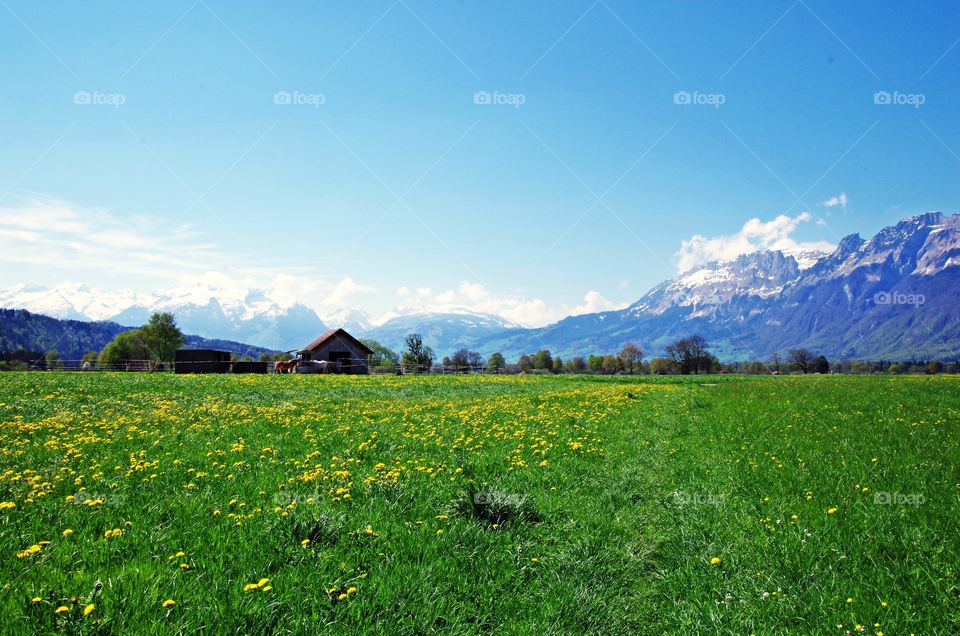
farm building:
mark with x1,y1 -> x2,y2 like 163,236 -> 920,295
174,349 -> 231,374
298,329 -> 372,374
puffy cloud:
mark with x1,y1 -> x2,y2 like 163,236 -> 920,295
821,192 -> 848,212
565,290 -> 629,316
386,281 -> 628,327
673,212 -> 835,273
322,277 -> 377,308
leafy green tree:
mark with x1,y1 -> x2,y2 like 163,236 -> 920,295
99,329 -> 152,369
532,350 -> 553,370
487,352 -> 506,373
142,312 -> 185,364
602,355 -> 620,374
552,356 -> 564,373
587,355 -> 604,373
81,351 -> 99,369
44,350 -> 63,371
362,339 -> 400,367
650,357 -> 677,374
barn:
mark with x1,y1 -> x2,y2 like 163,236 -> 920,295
298,329 -> 373,374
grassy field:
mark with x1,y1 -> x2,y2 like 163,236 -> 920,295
0,373 -> 957,634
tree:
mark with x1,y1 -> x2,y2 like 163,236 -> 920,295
258,352 -> 274,363
770,352 -> 782,374
601,355 -> 620,374
927,360 -> 944,374
617,343 -> 644,374
552,356 -> 564,373
403,334 -> 433,373
518,354 -> 534,372
81,351 -> 99,369
142,312 -> 185,364
99,329 -> 152,369
532,350 -> 553,371
789,348 -> 815,374
814,355 -> 830,374
666,335 -> 710,374
44,350 -> 62,371
487,352 -> 506,373
362,339 -> 400,368
566,356 -> 587,373
587,355 -> 604,373
467,351 -> 483,370
450,348 -> 470,371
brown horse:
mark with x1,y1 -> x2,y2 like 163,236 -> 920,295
274,359 -> 299,374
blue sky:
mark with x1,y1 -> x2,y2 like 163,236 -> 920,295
0,0 -> 958,325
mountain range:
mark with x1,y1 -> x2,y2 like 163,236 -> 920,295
1,212 -> 957,361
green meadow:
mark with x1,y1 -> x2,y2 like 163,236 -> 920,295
0,373 -> 957,634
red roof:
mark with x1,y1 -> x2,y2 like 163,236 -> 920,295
301,328 -> 373,354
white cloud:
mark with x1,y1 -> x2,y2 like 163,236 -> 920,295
383,281 -> 628,327
673,212 -> 835,273
322,277 -> 377,308
0,195 -> 218,277
566,290 -> 629,316
821,192 -> 848,212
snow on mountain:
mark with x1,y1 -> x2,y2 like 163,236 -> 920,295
0,283 -> 146,321
322,308 -> 374,333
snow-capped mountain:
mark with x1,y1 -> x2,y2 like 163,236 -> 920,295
359,308 -> 520,355
2,212 -> 957,360
0,280 -> 329,352
0,283 -> 146,322
478,212 -> 960,359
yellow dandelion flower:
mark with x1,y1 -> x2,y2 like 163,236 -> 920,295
846,597 -> 853,603
243,583 -> 258,592
710,557 -> 721,565
827,507 -> 838,514
55,605 -> 69,614
179,563 -> 189,570
83,604 -> 95,616
347,587 -> 357,594
338,593 -> 348,601
257,578 -> 269,587
162,599 -> 175,608
32,597 -> 41,603
62,529 -> 73,537
261,586 -> 272,592
301,539 -> 310,545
